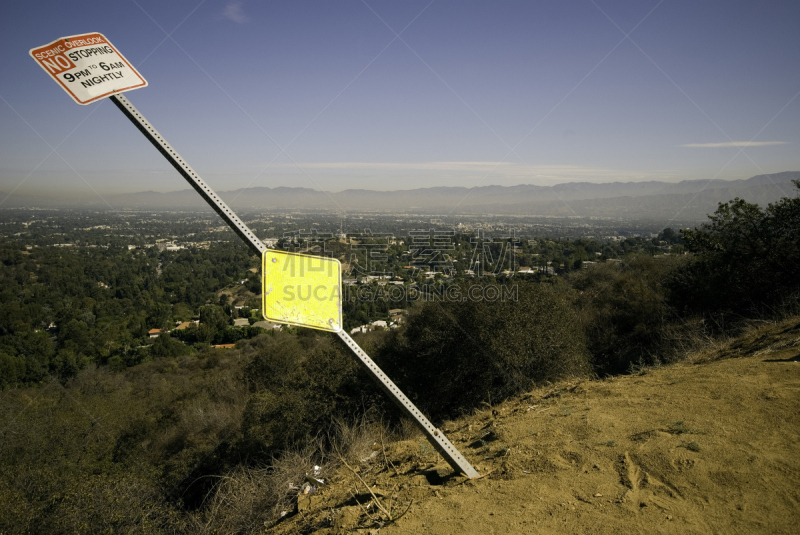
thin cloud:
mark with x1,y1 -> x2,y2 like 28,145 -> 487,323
680,141 -> 789,148
290,161 -> 513,171
259,162 -> 681,184
223,1 -> 248,24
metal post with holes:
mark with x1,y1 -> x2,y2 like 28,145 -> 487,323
110,94 -> 266,256
110,93 -> 480,479
336,329 -> 479,477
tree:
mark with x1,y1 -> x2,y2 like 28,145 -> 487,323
374,281 -> 590,420
197,304 -> 232,342
658,227 -> 682,244
150,333 -> 191,358
670,181 -> 800,317
58,319 -> 90,354
568,256 -> 682,374
199,305 -> 231,331
0,352 -> 25,388
239,332 -> 371,458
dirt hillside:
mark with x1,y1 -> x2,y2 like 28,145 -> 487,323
268,318 -> 800,534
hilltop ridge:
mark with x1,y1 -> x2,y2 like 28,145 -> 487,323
268,316 -> 800,534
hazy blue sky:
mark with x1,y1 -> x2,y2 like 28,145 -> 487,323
1,0 -> 799,201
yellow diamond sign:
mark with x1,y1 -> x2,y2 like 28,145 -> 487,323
261,250 -> 342,332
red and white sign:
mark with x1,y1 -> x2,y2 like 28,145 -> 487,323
30,33 -> 147,105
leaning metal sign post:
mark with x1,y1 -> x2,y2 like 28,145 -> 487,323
30,33 -> 479,479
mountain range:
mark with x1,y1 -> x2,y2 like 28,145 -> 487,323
3,171 -> 798,223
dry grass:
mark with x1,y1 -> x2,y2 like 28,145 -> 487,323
200,447 -> 321,534
201,413 -> 397,533
330,413 -> 388,465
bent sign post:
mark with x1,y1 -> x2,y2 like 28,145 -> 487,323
30,33 -> 479,479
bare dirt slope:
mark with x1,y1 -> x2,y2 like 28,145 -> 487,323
269,318 -> 800,534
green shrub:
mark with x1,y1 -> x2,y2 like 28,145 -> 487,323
568,256 -> 685,374
669,181 -> 800,320
107,355 -> 125,373
150,333 -> 191,358
374,281 -> 591,420
238,332 -> 380,459
0,352 -> 25,389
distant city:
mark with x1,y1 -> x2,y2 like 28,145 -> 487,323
3,208 -> 681,250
